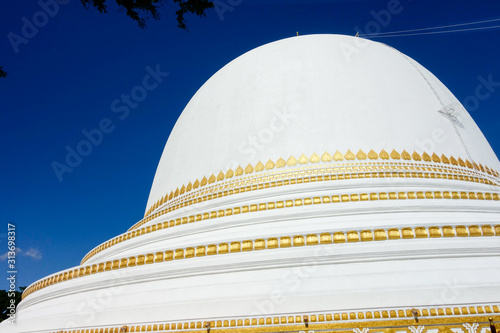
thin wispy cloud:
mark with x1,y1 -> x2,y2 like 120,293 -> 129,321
23,248 -> 42,260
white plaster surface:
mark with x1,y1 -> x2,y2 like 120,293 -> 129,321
3,35 -> 500,333
147,34 -> 500,211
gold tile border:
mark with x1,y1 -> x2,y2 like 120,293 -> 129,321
133,163 -> 497,231
24,222 -> 500,300
140,150 -> 500,230
142,149 -> 500,219
81,185 -> 500,265
45,312 -> 500,333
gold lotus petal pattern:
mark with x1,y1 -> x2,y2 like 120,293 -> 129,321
310,153 -> 320,163
298,154 -> 309,164
132,161 -> 500,232
412,151 -> 422,161
217,172 -> 225,181
265,159 -> 275,170
390,149 -> 400,160
287,155 -> 298,166
333,150 -> 343,161
245,164 -> 254,174
321,151 -> 332,162
255,161 -> 265,172
345,150 -> 355,160
141,149 -> 500,220
356,149 -> 367,160
368,149 -> 378,160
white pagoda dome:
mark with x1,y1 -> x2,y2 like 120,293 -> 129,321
5,34 -> 500,333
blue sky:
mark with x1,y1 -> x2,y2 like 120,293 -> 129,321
1,0 -> 499,290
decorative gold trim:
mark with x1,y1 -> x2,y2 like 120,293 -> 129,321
43,311 -> 500,333
135,160 -> 499,233
321,151 -> 332,162
127,155 -> 500,235
82,184 -> 500,265
24,222 -> 500,300
265,159 -> 274,170
142,149 -> 499,222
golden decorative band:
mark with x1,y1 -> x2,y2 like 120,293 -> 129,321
131,161 -> 498,233
24,222 -> 500,300
43,312 -> 500,333
141,149 -> 500,228
81,183 -> 500,265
